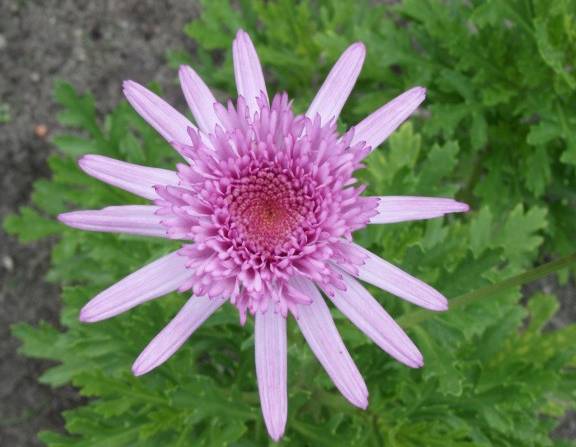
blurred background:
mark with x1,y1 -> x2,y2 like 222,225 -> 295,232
1,0 -> 575,446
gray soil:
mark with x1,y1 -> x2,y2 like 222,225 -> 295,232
0,1 -> 197,445
0,1 -> 574,446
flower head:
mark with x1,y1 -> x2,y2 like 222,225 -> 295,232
59,30 -> 468,441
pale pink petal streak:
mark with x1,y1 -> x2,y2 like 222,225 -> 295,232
323,269 -> 423,368
79,154 -> 179,200
132,295 -> 226,376
232,30 -> 268,115
255,308 -> 288,441
369,196 -> 470,224
80,251 -> 190,322
179,66 -> 222,134
351,87 -> 426,150
123,80 -> 200,156
59,205 -> 167,238
351,243 -> 448,311
291,277 -> 368,408
306,43 -> 365,124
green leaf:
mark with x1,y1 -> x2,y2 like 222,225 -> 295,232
469,207 -> 493,258
526,293 -> 559,334
470,112 -> 487,150
3,207 -> 62,242
52,135 -> 101,156
493,204 -> 548,267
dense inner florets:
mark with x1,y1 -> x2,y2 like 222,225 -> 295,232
226,167 -> 314,253
154,93 -> 378,320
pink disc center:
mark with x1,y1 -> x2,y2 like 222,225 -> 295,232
227,168 -> 312,252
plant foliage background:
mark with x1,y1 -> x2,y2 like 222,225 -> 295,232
5,0 -> 576,445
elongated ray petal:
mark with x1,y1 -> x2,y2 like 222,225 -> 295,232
123,80 -> 198,156
306,43 -> 365,124
80,251 -> 190,322
232,29 -> 268,115
132,296 -> 226,376
179,65 -> 222,134
369,196 -> 469,224
291,277 -> 368,408
351,87 -> 426,150
351,243 -> 448,311
255,308 -> 288,441
323,270 -> 423,368
78,154 -> 179,200
59,205 -> 167,238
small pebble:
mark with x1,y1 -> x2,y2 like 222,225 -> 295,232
34,124 -> 48,139
2,255 -> 14,272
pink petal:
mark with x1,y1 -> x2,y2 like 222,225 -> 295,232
351,243 -> 448,311
291,276 -> 368,409
322,270 -> 423,368
179,65 -> 222,134
132,296 -> 226,376
351,87 -> 426,150
255,308 -> 287,441
306,43 -> 366,124
78,154 -> 179,200
80,251 -> 190,322
369,196 -> 470,224
232,30 -> 268,115
123,80 -> 199,156
58,205 -> 167,238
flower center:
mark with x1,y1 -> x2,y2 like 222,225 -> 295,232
227,167 -> 312,252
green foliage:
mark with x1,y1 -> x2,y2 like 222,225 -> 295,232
175,0 -> 576,257
4,0 -> 576,445
0,102 -> 11,123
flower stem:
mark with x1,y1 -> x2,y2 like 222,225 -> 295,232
398,252 -> 576,328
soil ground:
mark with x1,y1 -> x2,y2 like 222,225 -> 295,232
0,1 -> 574,446
0,1 -> 196,445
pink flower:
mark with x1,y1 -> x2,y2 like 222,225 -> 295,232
58,30 -> 469,441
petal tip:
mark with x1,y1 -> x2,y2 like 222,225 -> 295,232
131,361 -> 147,377
409,353 -> 425,368
79,307 -> 96,323
178,65 -> 197,84
457,202 -> 471,213
77,156 -> 89,170
178,64 -> 191,74
268,427 -> 286,442
356,396 -> 369,410
415,86 -> 427,97
57,211 -> 87,229
434,299 -> 449,312
76,154 -> 99,173
234,28 -> 250,43
122,79 -> 136,92
57,212 -> 71,224
348,391 -> 369,410
350,41 -> 366,55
